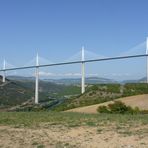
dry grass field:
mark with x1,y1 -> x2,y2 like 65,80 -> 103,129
0,112 -> 148,148
0,124 -> 148,148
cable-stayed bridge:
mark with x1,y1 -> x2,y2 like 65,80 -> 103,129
0,38 -> 148,104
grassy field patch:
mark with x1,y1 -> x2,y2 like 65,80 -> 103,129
0,112 -> 148,128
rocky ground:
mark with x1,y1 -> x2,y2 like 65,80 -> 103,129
0,123 -> 147,148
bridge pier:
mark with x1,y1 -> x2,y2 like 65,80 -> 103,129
35,53 -> 39,104
81,46 -> 85,94
2,59 -> 6,83
146,37 -> 148,84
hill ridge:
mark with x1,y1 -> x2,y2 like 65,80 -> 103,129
66,94 -> 148,113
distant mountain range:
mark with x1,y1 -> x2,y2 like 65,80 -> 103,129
43,77 -> 147,84
7,75 -> 117,85
121,77 -> 146,84
44,77 -> 117,85
7,76 -> 35,81
7,75 -> 147,85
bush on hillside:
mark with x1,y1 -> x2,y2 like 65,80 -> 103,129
108,101 -> 131,114
140,110 -> 148,114
91,85 -> 99,91
97,101 -> 143,114
106,84 -> 121,93
97,105 -> 110,113
123,83 -> 148,96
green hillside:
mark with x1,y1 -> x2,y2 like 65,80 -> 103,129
53,83 -> 148,111
1,75 -> 148,112
0,76 -> 80,108
0,76 -> 33,107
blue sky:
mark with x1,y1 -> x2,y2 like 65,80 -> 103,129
0,0 -> 148,80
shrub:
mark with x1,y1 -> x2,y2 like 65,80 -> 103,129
108,101 -> 129,114
140,110 -> 148,114
91,85 -> 98,91
132,106 -> 140,114
106,84 -> 121,93
97,105 -> 109,113
97,101 -> 143,114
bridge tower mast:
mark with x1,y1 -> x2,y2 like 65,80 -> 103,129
146,37 -> 148,83
35,53 -> 39,104
2,59 -> 6,83
81,46 -> 85,94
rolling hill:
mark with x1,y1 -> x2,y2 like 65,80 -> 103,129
66,94 -> 148,113
53,83 -> 148,111
44,77 -> 117,85
0,76 -> 33,107
1,75 -> 148,112
121,77 -> 147,84
0,75 -> 81,109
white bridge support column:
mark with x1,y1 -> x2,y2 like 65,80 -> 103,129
146,37 -> 148,84
35,53 -> 39,104
81,46 -> 85,94
2,59 -> 6,83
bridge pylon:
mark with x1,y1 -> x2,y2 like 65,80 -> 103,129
2,59 -> 6,83
146,37 -> 148,83
81,46 -> 85,94
35,53 -> 39,104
